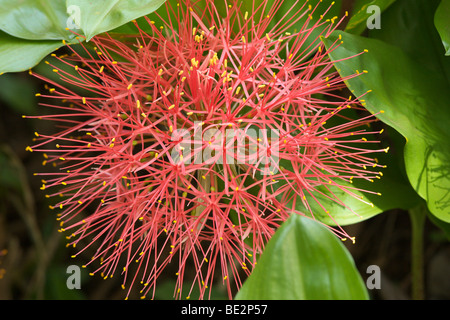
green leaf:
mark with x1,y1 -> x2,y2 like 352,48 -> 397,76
0,0 -> 166,73
435,0 -> 450,56
323,31 -> 450,223
0,0 -> 73,41
345,0 -> 396,35
0,31 -> 63,74
368,0 -> 450,83
66,0 -> 167,41
235,214 -> 369,300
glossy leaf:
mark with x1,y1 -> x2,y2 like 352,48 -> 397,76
368,0 -> 450,82
66,0 -> 167,41
0,31 -> 63,74
435,0 -> 450,56
323,31 -> 450,223
0,0 -> 72,41
235,214 -> 369,300
0,0 -> 166,73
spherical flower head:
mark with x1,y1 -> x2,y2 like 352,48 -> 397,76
0,249 -> 6,280
27,0 -> 385,299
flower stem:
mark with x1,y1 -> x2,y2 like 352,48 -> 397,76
408,203 -> 427,300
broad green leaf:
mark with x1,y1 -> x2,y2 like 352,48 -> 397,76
66,0 -> 167,41
368,0 -> 450,83
0,31 -> 63,74
235,214 -> 369,300
345,0 -> 396,35
0,0 -> 166,73
435,0 -> 450,56
323,31 -> 450,223
0,0 -> 73,41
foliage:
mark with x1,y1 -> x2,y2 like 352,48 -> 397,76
0,0 -> 448,300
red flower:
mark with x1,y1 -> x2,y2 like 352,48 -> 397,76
27,0 -> 385,299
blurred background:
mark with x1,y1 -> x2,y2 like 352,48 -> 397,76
0,0 -> 449,300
